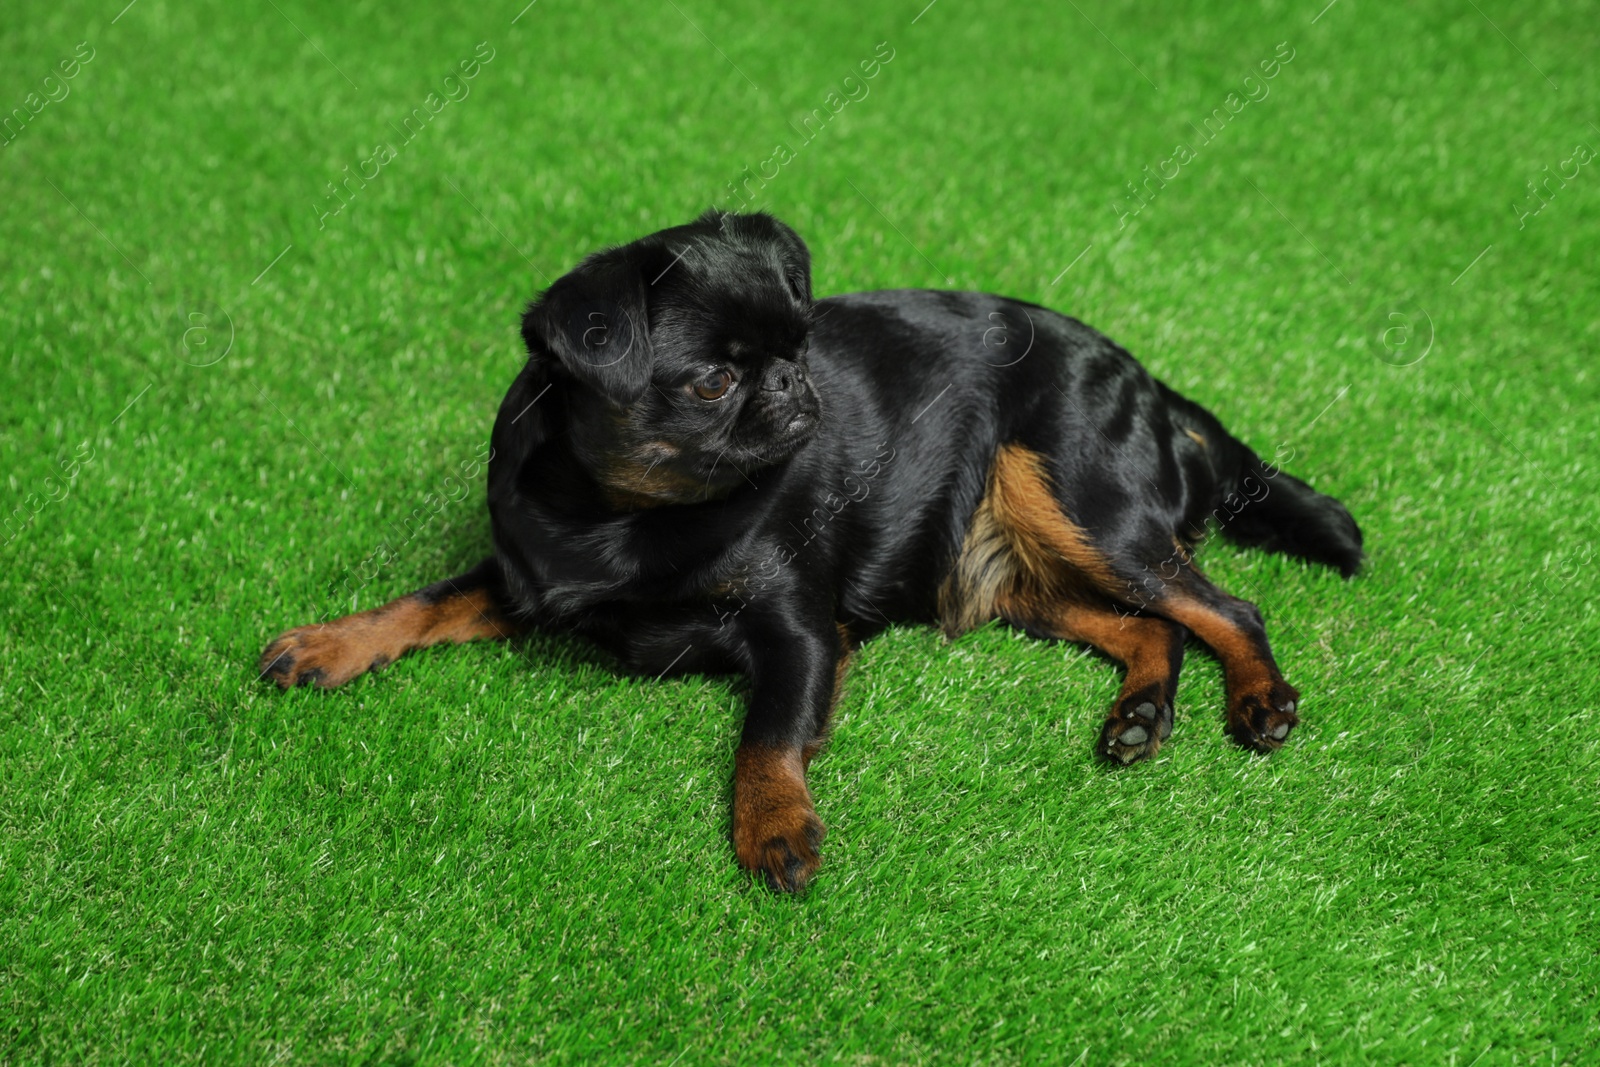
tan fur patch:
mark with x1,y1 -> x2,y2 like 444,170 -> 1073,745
732,742 -> 822,892
1026,602 -> 1179,693
597,441 -> 713,510
259,585 -> 524,689
1160,597 -> 1275,693
938,443 -> 1122,636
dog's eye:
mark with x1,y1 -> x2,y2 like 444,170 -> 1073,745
692,368 -> 734,401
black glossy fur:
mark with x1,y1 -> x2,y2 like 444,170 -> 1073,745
260,210 -> 1362,893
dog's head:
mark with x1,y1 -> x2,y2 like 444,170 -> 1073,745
520,210 -> 820,507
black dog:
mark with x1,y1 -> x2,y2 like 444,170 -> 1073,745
260,211 -> 1362,892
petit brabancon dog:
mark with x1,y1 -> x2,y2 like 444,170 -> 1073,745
260,211 -> 1362,892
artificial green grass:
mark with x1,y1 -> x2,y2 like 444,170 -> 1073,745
2,0 -> 1597,1061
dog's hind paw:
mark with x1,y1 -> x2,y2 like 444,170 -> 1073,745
1226,681 -> 1300,752
1097,698 -> 1174,765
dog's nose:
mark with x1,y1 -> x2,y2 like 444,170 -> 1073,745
762,361 -> 799,392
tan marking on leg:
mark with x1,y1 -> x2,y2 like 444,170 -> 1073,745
997,592 -> 1186,762
1160,598 -> 1275,693
1159,594 -> 1299,751
733,743 -> 823,892
259,583 -> 525,689
1048,606 -> 1181,699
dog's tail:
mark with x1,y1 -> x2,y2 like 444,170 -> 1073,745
1221,462 -> 1363,576
1212,436 -> 1364,577
1165,386 -> 1364,577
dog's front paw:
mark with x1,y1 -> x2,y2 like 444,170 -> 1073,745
1097,696 -> 1174,765
1226,680 -> 1300,752
733,745 -> 824,893
734,806 -> 824,894
258,621 -> 387,689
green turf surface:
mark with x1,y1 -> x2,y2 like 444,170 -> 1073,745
3,0 -> 1597,1061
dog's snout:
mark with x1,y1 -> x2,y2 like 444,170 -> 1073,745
761,361 -> 798,393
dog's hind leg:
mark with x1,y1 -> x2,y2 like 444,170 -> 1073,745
1145,576 -> 1300,752
942,444 -> 1188,762
258,556 -> 527,689
1006,594 -> 1189,764
946,442 -> 1302,757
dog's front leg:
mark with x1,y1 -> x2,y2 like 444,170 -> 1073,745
731,608 -> 841,893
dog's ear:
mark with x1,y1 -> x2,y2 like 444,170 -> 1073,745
521,242 -> 663,407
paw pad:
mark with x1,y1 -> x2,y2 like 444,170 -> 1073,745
1098,700 -> 1174,765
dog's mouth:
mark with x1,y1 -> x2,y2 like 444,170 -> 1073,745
730,406 -> 822,466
